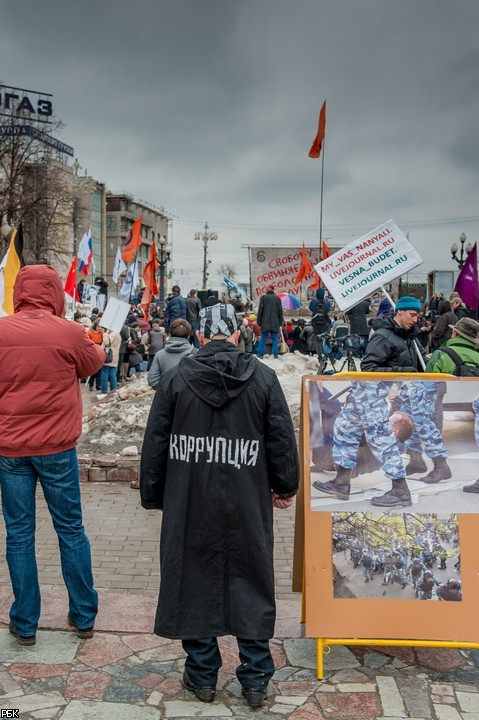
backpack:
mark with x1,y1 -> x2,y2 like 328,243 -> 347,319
440,344 -> 479,377
311,300 -> 328,331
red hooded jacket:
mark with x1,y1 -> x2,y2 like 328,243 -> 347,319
0,265 -> 105,457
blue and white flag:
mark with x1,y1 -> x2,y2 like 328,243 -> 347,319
112,247 -> 127,283
223,276 -> 241,294
119,261 -> 139,301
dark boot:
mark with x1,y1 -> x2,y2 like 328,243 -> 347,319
405,450 -> 427,474
313,466 -> 352,500
370,478 -> 412,508
419,456 -> 452,484
463,479 -> 479,493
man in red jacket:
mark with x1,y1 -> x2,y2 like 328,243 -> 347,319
0,265 -> 105,646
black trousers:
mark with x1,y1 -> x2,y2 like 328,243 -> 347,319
182,637 -> 274,688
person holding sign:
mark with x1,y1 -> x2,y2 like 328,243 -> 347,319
361,297 -> 426,372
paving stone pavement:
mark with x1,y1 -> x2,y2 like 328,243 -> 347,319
1,483 -> 479,718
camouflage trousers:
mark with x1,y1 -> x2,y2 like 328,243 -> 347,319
332,383 -> 405,481
401,382 -> 447,459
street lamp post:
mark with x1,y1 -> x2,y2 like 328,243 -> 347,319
451,232 -> 473,269
194,222 -> 218,290
158,235 -> 171,301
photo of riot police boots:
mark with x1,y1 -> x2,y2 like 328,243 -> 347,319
463,478 -> 479,493
313,466 -> 352,500
370,478 -> 412,508
405,450 -> 427,474
419,456 -> 452,484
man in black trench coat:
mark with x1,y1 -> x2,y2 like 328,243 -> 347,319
140,302 -> 299,708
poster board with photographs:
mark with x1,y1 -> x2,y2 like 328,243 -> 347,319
300,373 -> 479,642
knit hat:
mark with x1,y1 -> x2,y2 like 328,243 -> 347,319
395,296 -> 421,312
449,317 -> 479,343
200,303 -> 238,339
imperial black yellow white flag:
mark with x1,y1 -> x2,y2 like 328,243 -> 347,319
0,224 -> 25,316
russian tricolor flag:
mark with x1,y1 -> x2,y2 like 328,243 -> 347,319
77,228 -> 93,276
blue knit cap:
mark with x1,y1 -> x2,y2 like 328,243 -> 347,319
395,296 -> 421,312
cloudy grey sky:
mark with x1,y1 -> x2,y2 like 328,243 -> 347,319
2,0 -> 479,287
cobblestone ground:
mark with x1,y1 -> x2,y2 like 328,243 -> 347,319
1,483 -> 479,719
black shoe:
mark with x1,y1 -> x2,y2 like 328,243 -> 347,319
370,487 -> 412,508
67,614 -> 94,639
405,451 -> 427,475
312,480 -> 350,500
9,622 -> 36,646
183,671 -> 216,703
419,456 -> 452,484
242,686 -> 267,709
463,479 -> 479,493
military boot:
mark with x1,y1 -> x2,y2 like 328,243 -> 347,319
370,478 -> 412,508
405,451 -> 427,474
463,479 -> 479,493
313,466 -> 352,500
419,456 -> 452,484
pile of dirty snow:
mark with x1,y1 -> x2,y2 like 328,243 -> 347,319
79,353 -> 318,456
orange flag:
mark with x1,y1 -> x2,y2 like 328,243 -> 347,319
141,242 -> 159,307
308,101 -> 326,159
293,243 -> 313,285
122,216 -> 143,263
310,240 -> 331,291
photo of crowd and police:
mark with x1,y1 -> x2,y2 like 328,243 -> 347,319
332,512 -> 461,601
309,378 -> 479,513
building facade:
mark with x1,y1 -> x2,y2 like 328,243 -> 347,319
105,193 -> 170,296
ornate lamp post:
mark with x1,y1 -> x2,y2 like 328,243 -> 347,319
194,222 -> 218,290
158,235 -> 171,301
451,232 -> 473,269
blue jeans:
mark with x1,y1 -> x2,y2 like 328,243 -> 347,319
182,637 -> 274,688
101,365 -> 118,394
256,331 -> 279,358
0,449 -> 97,636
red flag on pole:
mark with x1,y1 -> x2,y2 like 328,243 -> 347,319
308,101 -> 326,159
293,243 -> 313,285
64,257 -> 79,301
322,240 -> 331,260
141,242 -> 159,307
122,216 -> 143,263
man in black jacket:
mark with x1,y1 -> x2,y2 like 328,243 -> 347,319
256,284 -> 284,358
361,296 -> 426,372
140,303 -> 299,709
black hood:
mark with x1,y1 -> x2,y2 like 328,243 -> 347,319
370,312 -> 416,339
179,341 -> 257,408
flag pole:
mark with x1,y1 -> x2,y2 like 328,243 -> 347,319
319,137 -> 325,260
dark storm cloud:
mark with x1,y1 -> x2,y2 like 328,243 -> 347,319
2,0 -> 479,282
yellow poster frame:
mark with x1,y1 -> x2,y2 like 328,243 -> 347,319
294,372 -> 479,678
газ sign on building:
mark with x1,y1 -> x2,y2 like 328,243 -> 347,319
314,220 -> 423,311
249,246 -> 322,300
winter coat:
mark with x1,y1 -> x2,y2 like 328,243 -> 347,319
300,324 -> 317,353
185,296 -> 202,326
164,293 -> 186,329
147,337 -> 195,389
257,291 -> 283,332
0,265 -> 105,457
426,337 -> 479,374
360,313 -> 426,372
102,330 -> 121,367
346,299 -> 370,336
431,301 -> 457,347
146,327 -> 167,356
140,341 -> 299,639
